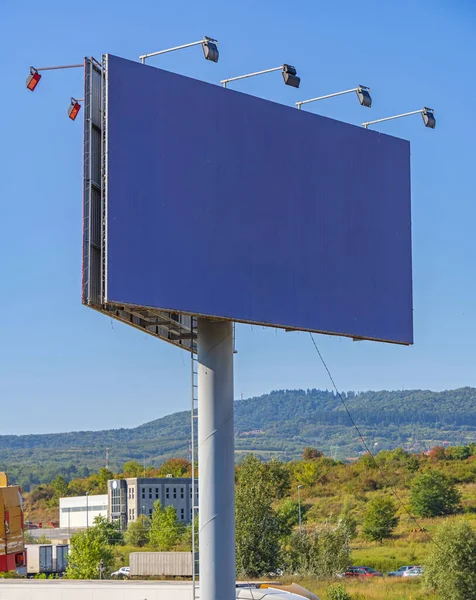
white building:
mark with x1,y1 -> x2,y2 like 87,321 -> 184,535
59,494 -> 108,529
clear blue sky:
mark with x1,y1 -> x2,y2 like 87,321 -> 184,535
1,0 -> 475,435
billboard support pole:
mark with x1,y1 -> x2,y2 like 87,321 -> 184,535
198,318 -> 235,600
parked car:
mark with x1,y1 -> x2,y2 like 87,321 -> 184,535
403,566 -> 423,577
111,566 -> 130,578
341,566 -> 383,578
388,566 -> 414,577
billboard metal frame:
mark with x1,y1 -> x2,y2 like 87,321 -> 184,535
82,55 -> 196,352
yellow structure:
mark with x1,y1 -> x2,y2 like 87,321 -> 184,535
0,472 -> 26,573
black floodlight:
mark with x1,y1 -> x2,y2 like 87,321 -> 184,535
356,85 -> 372,108
202,37 -> 219,63
422,107 -> 436,129
282,64 -> 300,88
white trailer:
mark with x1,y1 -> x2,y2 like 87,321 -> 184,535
130,552 -> 193,577
26,544 -> 68,576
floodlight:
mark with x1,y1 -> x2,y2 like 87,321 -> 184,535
356,85 -> 372,108
202,37 -> 219,63
296,85 -> 372,110
282,64 -> 300,88
68,97 -> 81,121
220,64 -> 301,88
26,68 -> 41,91
140,37 -> 219,64
422,107 -> 436,129
362,107 -> 436,130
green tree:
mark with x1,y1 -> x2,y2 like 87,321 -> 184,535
266,458 -> 291,499
66,520 -> 114,579
276,498 -> 300,537
92,514 -> 124,546
51,475 -> 68,500
87,469 -> 114,494
362,496 -> 399,543
293,461 -> 321,487
338,499 -> 357,540
124,515 -> 150,547
411,470 -> 461,517
156,458 -> 191,478
122,460 -> 144,478
424,519 -> 476,600
235,454 -> 281,577
149,501 -> 184,550
282,525 -> 350,578
447,446 -> 471,461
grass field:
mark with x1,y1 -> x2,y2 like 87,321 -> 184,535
279,576 -> 435,600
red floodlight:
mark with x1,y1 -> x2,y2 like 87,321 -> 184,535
26,68 -> 41,91
68,98 -> 81,121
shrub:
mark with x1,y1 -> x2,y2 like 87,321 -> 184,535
424,519 -> 476,600
325,583 -> 351,600
411,470 -> 461,517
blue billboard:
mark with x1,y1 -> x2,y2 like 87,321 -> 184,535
99,54 -> 412,345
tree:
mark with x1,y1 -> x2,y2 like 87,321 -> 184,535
92,514 -> 124,546
411,470 -> 461,517
447,446 -> 471,461
51,475 -> 68,500
282,525 -> 350,578
125,515 -> 150,547
338,499 -> 357,540
362,496 -> 399,543
293,461 -> 321,487
235,454 -> 281,577
149,501 -> 184,550
424,519 -> 476,600
303,447 -> 324,461
66,520 -> 114,579
276,498 -> 300,537
87,469 -> 114,494
122,460 -> 144,478
155,458 -> 191,478
265,458 -> 291,499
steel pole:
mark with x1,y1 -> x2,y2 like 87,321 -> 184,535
198,318 -> 235,600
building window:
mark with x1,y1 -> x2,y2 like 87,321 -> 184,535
190,509 -> 193,519
190,487 -> 192,498
142,488 -> 145,500
149,508 -> 153,517
155,488 -> 159,499
180,508 -> 184,520
132,508 -> 135,520
173,488 -> 177,499
131,488 -> 135,499
181,488 -> 184,499
166,487 -> 169,499
128,489 -> 131,500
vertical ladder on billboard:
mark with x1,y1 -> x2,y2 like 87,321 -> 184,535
190,316 -> 199,599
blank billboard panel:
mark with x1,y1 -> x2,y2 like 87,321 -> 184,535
101,54 -> 412,345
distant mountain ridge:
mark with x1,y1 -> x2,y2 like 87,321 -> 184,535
2,387 -> 476,490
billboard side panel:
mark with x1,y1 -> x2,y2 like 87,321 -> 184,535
105,55 -> 413,345
82,58 -> 103,306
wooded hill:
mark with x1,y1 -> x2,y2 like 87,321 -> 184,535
2,387 -> 476,490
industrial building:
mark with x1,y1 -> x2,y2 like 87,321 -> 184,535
107,478 -> 196,530
59,494 -> 108,529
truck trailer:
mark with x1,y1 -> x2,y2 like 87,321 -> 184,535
0,472 -> 26,575
25,544 -> 69,576
130,552 -> 193,577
